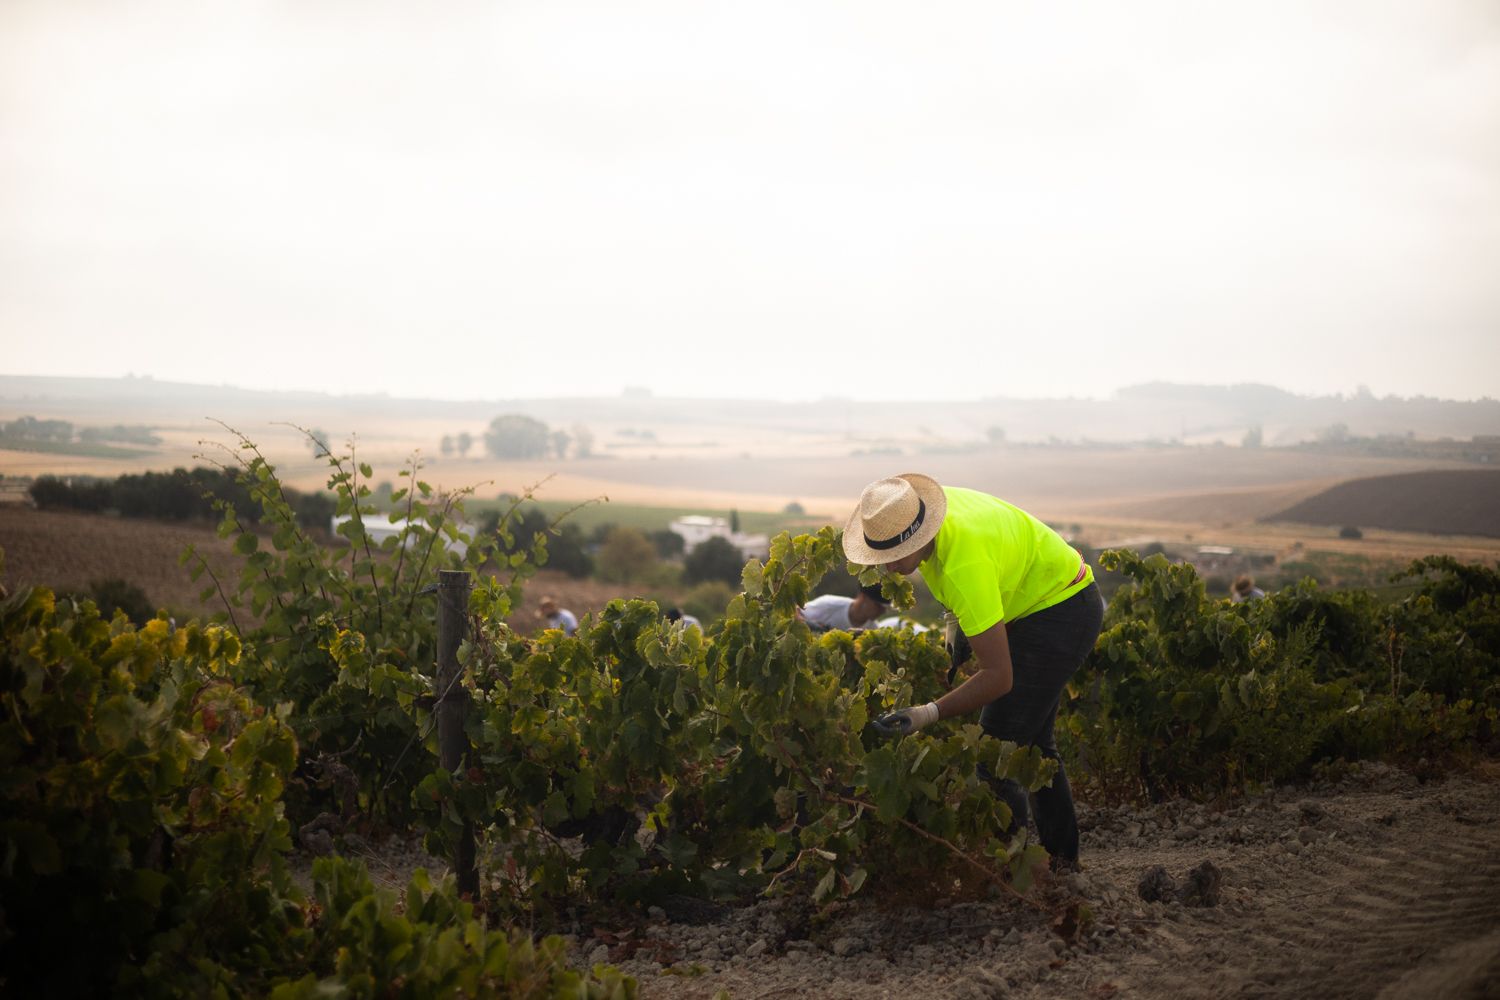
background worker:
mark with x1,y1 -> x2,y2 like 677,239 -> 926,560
537,595 -> 578,636
797,583 -> 890,631
665,607 -> 702,630
1230,574 -> 1266,603
843,473 -> 1104,868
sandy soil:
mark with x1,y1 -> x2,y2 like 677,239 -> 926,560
558,761 -> 1500,999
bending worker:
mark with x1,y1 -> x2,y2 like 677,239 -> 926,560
842,473 -> 1104,867
797,582 -> 890,632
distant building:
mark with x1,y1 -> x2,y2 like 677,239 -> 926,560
330,514 -> 472,556
1193,545 -> 1236,572
0,480 -> 36,507
669,514 -> 770,560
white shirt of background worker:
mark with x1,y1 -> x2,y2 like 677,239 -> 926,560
797,583 -> 890,631
538,596 -> 578,636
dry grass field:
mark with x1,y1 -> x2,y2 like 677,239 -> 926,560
0,506 -> 241,616
429,444 -> 1479,519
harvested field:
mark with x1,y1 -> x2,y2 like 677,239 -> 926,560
0,506 -> 239,616
1269,469 -> 1500,538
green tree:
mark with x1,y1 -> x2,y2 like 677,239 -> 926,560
1319,422 -> 1350,445
684,535 -> 745,586
80,578 -> 155,624
545,523 -> 594,577
1241,425 -> 1263,448
484,415 -> 551,459
572,424 -> 594,458
648,529 -> 685,560
596,527 -> 657,583
440,434 -> 454,456
681,579 -> 735,622
2,416 -> 73,442
480,504 -> 594,578
456,431 -> 474,457
550,429 -> 572,459
308,429 -> 332,458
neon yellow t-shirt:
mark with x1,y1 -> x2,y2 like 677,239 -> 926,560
918,487 -> 1092,637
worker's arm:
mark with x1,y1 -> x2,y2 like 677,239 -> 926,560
935,621 -> 1012,717
871,620 -> 1012,736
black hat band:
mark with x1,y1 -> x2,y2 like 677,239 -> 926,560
864,499 -> 926,551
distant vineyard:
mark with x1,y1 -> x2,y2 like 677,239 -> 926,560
1268,469 -> 1500,537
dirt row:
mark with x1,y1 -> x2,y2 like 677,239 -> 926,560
291,760 -> 1500,998
449,760 -> 1500,999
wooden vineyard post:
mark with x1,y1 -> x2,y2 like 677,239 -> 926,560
436,569 -> 478,897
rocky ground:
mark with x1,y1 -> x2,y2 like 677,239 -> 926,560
299,759 -> 1500,999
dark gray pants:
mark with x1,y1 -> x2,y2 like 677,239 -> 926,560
978,582 -> 1104,863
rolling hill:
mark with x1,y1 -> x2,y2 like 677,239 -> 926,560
1267,469 -> 1500,538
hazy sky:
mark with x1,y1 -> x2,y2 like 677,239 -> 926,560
2,0 -> 1497,402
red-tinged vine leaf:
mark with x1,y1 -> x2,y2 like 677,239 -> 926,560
1052,901 -> 1094,945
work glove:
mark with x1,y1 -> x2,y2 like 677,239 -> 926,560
870,701 -> 940,737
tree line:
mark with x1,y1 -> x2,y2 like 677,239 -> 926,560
28,467 -> 334,529
483,506 -> 744,581
1,415 -> 161,446
441,414 -> 595,460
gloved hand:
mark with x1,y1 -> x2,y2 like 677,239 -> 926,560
870,701 -> 940,737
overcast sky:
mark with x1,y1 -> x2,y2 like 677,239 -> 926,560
2,0 -> 1497,402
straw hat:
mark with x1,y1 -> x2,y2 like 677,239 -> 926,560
842,474 -> 947,565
